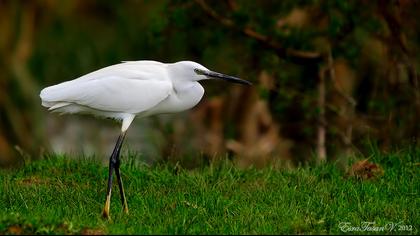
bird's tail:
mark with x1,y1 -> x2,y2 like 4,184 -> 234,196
40,86 -> 71,111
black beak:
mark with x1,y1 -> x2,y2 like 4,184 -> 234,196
203,70 -> 252,85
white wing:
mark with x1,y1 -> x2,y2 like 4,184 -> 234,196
40,61 -> 172,114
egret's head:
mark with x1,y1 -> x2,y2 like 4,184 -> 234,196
173,61 -> 252,85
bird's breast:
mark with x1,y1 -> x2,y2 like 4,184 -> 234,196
143,82 -> 204,116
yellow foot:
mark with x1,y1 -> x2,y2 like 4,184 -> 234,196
102,195 -> 111,219
123,198 -> 129,214
102,208 -> 111,220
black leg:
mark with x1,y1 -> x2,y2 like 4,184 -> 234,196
115,158 -> 129,213
114,133 -> 129,213
102,131 -> 126,219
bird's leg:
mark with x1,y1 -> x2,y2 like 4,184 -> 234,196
102,131 -> 126,219
114,134 -> 129,214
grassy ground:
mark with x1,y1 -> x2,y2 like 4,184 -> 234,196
0,147 -> 419,234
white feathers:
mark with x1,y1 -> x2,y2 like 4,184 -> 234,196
39,60 -> 210,130
41,76 -> 171,114
40,61 -> 174,115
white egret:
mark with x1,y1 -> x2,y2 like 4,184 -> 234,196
39,60 -> 251,219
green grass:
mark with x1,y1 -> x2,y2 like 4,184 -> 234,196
0,148 -> 419,234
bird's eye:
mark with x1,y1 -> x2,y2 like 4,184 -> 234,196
194,68 -> 204,75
